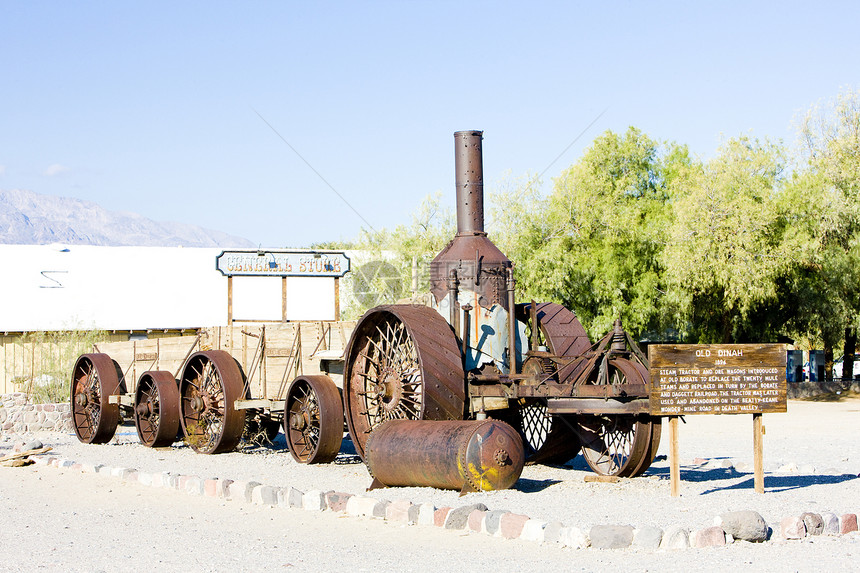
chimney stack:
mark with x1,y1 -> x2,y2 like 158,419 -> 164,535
429,130 -> 512,310
454,130 -> 485,236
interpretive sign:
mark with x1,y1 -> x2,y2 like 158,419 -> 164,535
216,250 -> 350,277
649,344 -> 787,416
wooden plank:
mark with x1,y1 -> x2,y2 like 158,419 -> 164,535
0,446 -> 52,463
754,413 -> 764,493
227,276 -> 233,324
584,474 -> 618,483
670,416 -> 680,497
334,277 -> 340,321
282,277 -> 288,322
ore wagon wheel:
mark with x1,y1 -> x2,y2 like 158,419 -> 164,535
501,303 -> 591,465
134,370 -> 181,448
343,305 -> 466,460
179,351 -> 246,454
70,353 -> 123,444
284,375 -> 344,464
576,358 -> 658,477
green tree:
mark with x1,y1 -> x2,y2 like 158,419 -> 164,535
497,127 -> 690,340
664,136 -> 793,342
795,88 -> 860,375
340,192 -> 455,318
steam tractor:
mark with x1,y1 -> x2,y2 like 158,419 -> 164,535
342,130 -> 660,478
70,130 -> 661,480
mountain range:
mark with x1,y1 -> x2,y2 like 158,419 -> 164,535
0,189 -> 253,248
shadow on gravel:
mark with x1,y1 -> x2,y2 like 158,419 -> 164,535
558,455 -> 591,471
644,464 -> 741,482
334,436 -> 363,464
698,472 -> 858,494
515,478 -> 562,493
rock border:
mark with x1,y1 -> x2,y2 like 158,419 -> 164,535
23,452 -> 859,551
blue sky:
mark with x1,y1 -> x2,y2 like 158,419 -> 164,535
2,1 -> 858,247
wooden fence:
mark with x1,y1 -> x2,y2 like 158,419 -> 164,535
0,332 -> 129,397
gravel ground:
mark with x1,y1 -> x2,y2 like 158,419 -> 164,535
2,463 -> 855,573
1,398 -> 858,571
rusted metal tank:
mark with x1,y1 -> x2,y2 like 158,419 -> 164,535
365,419 -> 525,493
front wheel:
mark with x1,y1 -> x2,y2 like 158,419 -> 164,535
343,306 -> 466,460
575,359 -> 660,477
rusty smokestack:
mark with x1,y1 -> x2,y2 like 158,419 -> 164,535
430,129 -> 511,309
454,130 -> 485,236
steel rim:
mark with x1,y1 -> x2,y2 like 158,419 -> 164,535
344,306 -> 465,460
577,360 -> 653,477
631,360 -> 663,473
70,353 -> 120,444
284,375 -> 343,464
134,371 -> 180,448
180,351 -> 245,454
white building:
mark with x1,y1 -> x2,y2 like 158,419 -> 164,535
0,244 -> 347,333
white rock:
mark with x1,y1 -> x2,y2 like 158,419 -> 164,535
417,503 -> 436,526
345,495 -> 377,517
302,489 -> 326,511
559,527 -> 589,549
520,519 -> 548,543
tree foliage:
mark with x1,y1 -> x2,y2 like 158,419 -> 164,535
342,88 -> 860,356
339,192 -> 454,318
792,88 -> 860,365
664,136 -> 791,342
492,128 -> 690,339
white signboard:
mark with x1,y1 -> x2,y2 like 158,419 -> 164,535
216,250 -> 350,277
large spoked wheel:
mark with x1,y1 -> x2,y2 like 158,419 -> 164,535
179,351 -> 246,454
70,353 -> 123,444
576,358 -> 659,477
504,303 -> 590,464
134,371 -> 181,448
343,305 -> 465,460
284,375 -> 344,464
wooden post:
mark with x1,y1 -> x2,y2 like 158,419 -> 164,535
334,277 -> 340,321
282,277 -> 288,323
753,413 -> 764,493
261,325 -> 267,399
227,276 -> 233,324
670,416 -> 680,497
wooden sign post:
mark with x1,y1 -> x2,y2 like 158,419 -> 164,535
649,344 -> 787,496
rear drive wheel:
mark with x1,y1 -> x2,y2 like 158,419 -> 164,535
343,306 -> 465,460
